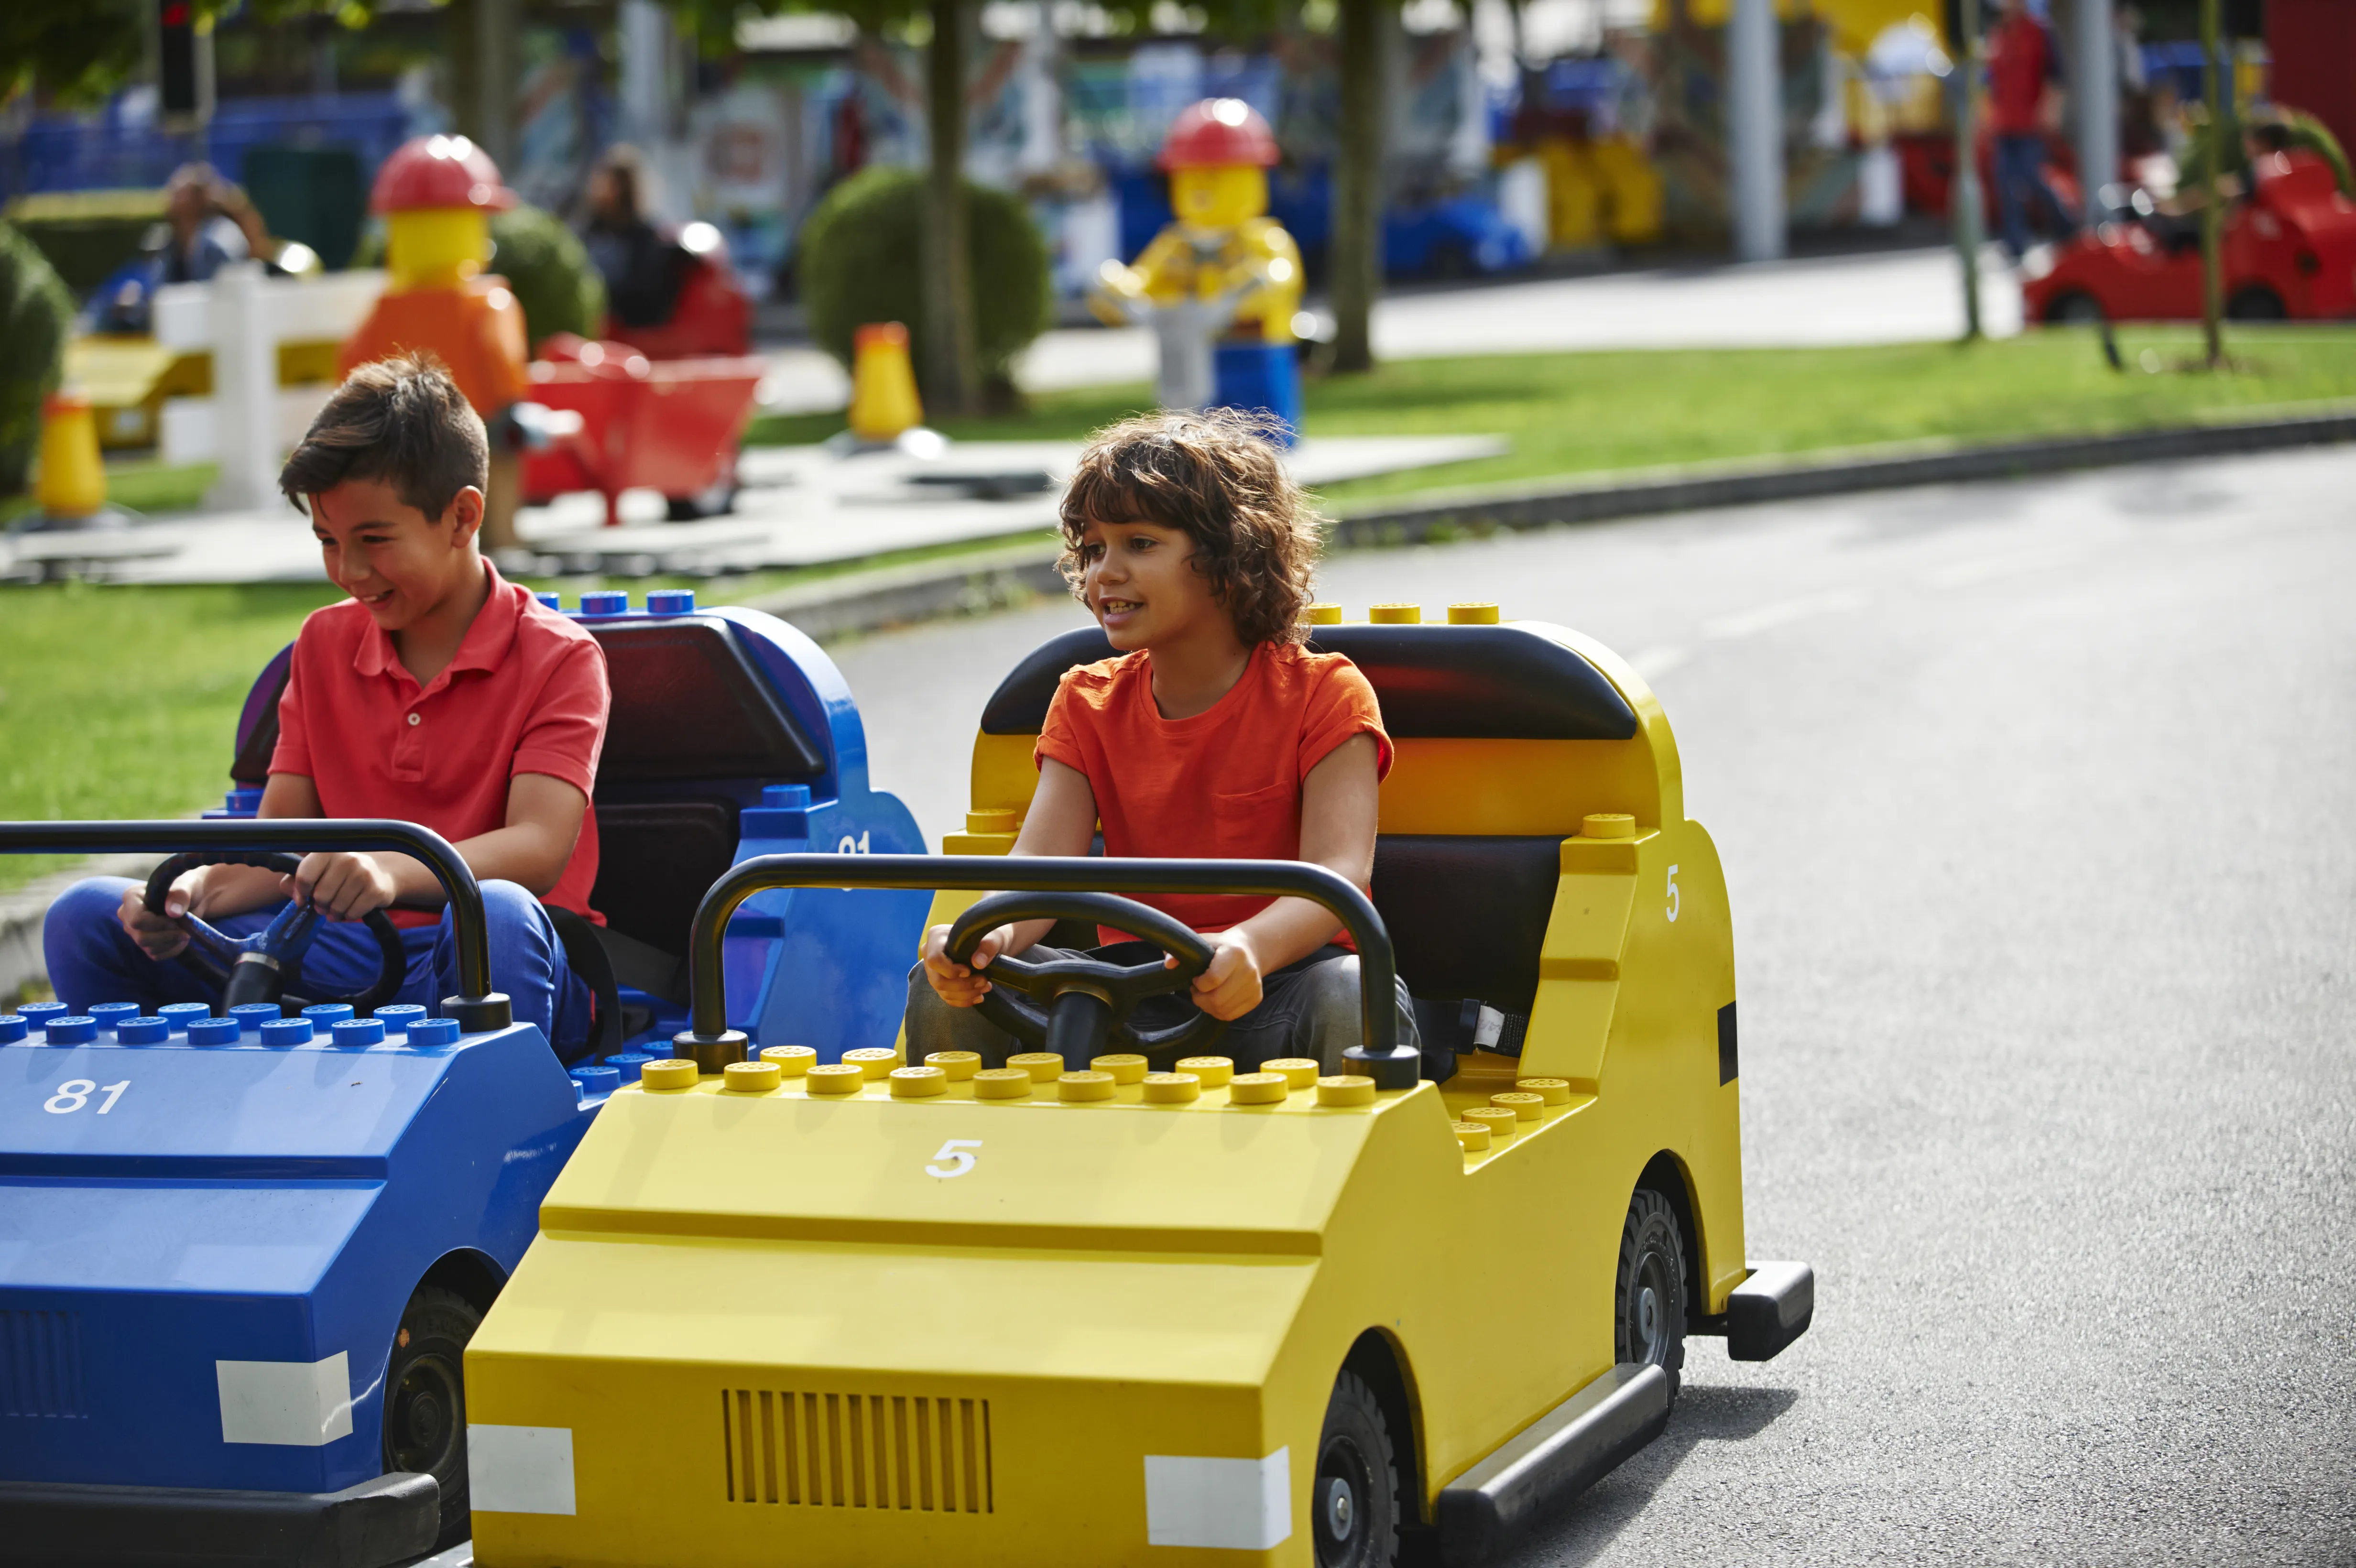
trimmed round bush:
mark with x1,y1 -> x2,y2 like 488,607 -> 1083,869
0,221 -> 76,496
799,166 -> 1052,393
352,201 -> 605,350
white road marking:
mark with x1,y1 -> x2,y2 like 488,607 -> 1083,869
1928,544 -> 2083,588
1702,590 -> 1868,641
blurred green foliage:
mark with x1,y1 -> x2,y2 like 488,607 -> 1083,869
0,221 -> 76,496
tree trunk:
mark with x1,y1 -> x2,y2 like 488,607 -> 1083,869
1330,0 -> 1383,374
1952,0 -> 1985,340
2197,0 -> 2224,368
449,0 -> 516,170
921,0 -> 982,415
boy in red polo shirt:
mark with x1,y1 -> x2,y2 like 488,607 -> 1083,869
909,409 -> 1418,1072
44,355 -> 609,1056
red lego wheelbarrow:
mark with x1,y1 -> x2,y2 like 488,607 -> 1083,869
521,334 -> 765,526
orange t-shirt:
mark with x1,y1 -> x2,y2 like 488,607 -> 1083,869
339,279 -> 532,415
1035,641 -> 1392,942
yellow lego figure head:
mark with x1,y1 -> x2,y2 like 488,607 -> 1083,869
368,135 -> 516,292
1158,98 -> 1279,233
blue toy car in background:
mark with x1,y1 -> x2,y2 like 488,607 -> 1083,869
0,590 -> 931,1566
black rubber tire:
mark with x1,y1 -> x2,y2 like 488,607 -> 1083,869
2045,290 -> 2105,325
382,1285 -> 481,1549
1614,1187 -> 1689,1405
1313,1370 -> 1402,1568
2226,285 -> 2288,321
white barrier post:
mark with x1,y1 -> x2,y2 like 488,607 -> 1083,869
207,262 -> 281,512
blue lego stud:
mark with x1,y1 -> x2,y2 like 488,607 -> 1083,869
302,1003 -> 355,1030
88,1002 -> 139,1033
159,1002 -> 212,1034
406,1017 -> 461,1047
19,1002 -> 68,1028
570,1064 -> 621,1096
0,1015 -> 25,1045
231,1003 -> 283,1034
44,1016 -> 98,1045
116,1015 -> 169,1045
187,1016 -> 240,1046
333,1018 -> 387,1048
638,1041 -> 677,1059
602,1051 -> 653,1083
579,591 -> 629,617
645,589 -> 696,615
260,1017 -> 314,1047
535,592 -> 562,609
375,1004 -> 427,1034
743,782 -> 813,838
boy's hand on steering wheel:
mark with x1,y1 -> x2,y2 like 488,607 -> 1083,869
117,869 -> 209,960
922,921 -> 1008,1008
295,851 -> 398,923
1178,928 -> 1264,1022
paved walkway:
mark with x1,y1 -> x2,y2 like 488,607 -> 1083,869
0,434 -> 1505,585
759,246 -> 2025,413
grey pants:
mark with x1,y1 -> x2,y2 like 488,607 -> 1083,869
904,942 -> 1420,1076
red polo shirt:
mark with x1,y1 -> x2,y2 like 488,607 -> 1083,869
1987,14 -> 2057,137
270,561 -> 609,926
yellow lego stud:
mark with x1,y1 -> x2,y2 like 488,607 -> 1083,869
1368,604 -> 1423,624
723,1060 -> 783,1094
641,1058 -> 699,1092
1263,1058 -> 1319,1091
925,1050 -> 982,1082
806,1063 -> 865,1095
1491,1091 -> 1544,1122
1447,602 -> 1500,624
1307,604 -> 1343,626
1143,1072 -> 1201,1103
36,391 -> 107,520
1176,1056 -> 1234,1088
1462,1105 -> 1518,1140
890,1065 -> 948,1098
1516,1077 -> 1572,1105
842,1047 -> 900,1079
1008,1052 -> 1065,1083
760,1045 -> 817,1077
1581,813 -> 1636,839
1315,1074 -> 1377,1107
1091,1053 -> 1148,1085
1452,1120 -> 1493,1152
847,321 -> 925,445
1228,1072 -> 1288,1105
973,1067 -> 1033,1100
1057,1070 -> 1116,1102
966,808 -> 1018,834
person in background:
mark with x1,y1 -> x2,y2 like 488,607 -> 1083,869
579,146 -> 684,330
1985,0 -> 2074,260
159,163 -> 275,284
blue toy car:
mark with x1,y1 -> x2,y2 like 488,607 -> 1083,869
0,589 -> 929,1566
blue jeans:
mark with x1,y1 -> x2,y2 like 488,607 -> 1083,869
1994,132 -> 2073,260
41,877 -> 593,1057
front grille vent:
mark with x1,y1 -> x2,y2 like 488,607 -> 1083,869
722,1389 -> 992,1514
0,1310 -> 87,1419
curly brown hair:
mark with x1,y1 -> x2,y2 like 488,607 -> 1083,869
1058,407 -> 1321,646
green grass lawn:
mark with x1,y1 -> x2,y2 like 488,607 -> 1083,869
754,325 -> 2356,505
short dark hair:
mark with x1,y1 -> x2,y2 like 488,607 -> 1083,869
278,353 -> 487,521
1058,408 -> 1321,646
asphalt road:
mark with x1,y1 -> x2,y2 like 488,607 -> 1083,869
829,445 -> 2356,1565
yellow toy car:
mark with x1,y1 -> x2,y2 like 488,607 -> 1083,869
462,606 -> 1812,1566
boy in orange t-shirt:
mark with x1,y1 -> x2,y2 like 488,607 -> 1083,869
911,410 -> 1419,1072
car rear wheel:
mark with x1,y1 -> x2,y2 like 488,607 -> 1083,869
383,1285 -> 482,1549
1614,1186 -> 1689,1405
2226,285 -> 2288,321
1314,1370 -> 1402,1568
2045,290 -> 2105,325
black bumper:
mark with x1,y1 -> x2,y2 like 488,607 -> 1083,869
0,1471 -> 437,1568
1723,1260 -> 1814,1361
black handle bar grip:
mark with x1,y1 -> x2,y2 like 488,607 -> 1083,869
679,854 -> 1410,1084
0,819 -> 509,1031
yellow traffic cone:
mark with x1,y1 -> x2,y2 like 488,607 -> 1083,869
847,322 -> 924,445
36,389 -> 107,521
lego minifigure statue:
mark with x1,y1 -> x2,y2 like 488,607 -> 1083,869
1091,98 -> 1305,436
341,136 -> 532,550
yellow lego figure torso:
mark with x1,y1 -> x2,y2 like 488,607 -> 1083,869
1124,216 -> 1304,342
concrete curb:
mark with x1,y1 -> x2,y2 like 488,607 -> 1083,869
1,856 -> 152,1006
1324,408 -> 2356,545
742,539 -> 1067,642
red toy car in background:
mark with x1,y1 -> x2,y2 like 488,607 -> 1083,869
521,335 -> 764,525
2023,150 -> 2356,323
599,222 -> 754,360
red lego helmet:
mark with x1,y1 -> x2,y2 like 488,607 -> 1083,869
1158,99 -> 1280,171
370,135 -> 518,214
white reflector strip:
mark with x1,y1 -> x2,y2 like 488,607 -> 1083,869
1143,1447 -> 1291,1549
469,1423 -> 578,1515
216,1352 -> 353,1447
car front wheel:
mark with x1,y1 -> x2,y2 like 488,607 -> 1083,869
1614,1186 -> 1689,1404
383,1285 -> 482,1549
1314,1369 -> 1402,1568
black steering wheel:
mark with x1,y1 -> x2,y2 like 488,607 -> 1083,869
145,851 -> 408,1016
947,891 -> 1228,1068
